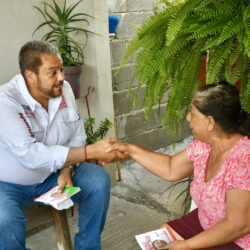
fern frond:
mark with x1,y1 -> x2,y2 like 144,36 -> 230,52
240,76 -> 250,112
243,27 -> 250,57
243,2 -> 250,21
164,34 -> 193,60
213,0 -> 243,15
206,40 -> 232,84
194,9 -> 227,20
223,41 -> 244,83
217,16 -> 243,45
190,17 -> 230,41
194,0 -> 217,10
239,56 -> 250,111
202,37 -> 220,50
162,41 -> 203,139
166,0 -> 201,45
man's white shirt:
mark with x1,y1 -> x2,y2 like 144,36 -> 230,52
0,74 -> 86,184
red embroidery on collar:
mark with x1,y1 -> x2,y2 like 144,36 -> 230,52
21,105 -> 36,118
59,96 -> 68,110
24,110 -> 36,118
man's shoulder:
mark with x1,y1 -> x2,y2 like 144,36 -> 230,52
0,75 -> 21,94
0,75 -> 25,107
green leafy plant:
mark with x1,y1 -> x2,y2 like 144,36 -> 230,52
166,176 -> 193,215
84,117 -> 112,145
33,0 -> 94,66
120,0 -> 250,140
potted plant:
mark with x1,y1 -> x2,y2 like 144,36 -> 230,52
33,0 -> 94,98
120,0 -> 250,139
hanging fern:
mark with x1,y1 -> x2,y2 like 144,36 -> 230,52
119,0 -> 250,139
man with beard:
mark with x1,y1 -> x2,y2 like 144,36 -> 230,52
0,40 -> 121,250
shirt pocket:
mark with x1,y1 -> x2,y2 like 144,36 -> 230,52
56,109 -> 80,123
53,109 -> 80,144
30,122 -> 45,142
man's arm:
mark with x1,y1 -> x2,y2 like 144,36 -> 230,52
0,101 -> 118,172
65,138 -> 119,167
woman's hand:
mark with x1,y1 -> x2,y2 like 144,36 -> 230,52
166,240 -> 191,250
57,166 -> 74,193
105,142 -> 130,157
92,139 -> 129,164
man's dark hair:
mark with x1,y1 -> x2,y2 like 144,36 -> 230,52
19,40 -> 59,78
193,81 -> 250,136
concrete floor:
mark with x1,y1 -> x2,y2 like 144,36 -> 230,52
26,136 -> 192,250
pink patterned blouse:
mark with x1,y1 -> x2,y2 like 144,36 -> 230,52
187,136 -> 250,249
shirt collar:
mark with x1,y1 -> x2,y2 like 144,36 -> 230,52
17,74 -> 38,112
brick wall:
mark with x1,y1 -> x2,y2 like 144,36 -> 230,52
108,0 -> 191,150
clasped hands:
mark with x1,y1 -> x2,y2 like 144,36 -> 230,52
93,137 -> 129,165
57,138 -> 128,193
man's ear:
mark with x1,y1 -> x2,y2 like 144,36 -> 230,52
207,116 -> 215,132
24,70 -> 36,84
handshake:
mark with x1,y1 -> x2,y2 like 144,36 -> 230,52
91,137 -> 130,165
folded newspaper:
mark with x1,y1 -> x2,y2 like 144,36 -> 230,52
34,186 -> 81,210
135,227 -> 176,250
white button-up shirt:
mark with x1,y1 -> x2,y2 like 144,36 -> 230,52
0,74 -> 86,185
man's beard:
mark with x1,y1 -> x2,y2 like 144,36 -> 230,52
36,77 -> 63,98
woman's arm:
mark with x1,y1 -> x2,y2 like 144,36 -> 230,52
167,189 -> 250,249
107,143 -> 194,181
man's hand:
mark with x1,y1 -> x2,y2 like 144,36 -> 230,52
57,166 -> 74,193
65,138 -> 129,167
89,138 -> 128,164
105,142 -> 130,156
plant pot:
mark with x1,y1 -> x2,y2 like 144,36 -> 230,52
64,65 -> 83,99
108,16 -> 120,34
199,53 -> 241,91
199,54 -> 207,87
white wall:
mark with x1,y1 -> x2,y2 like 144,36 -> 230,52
78,0 -> 115,126
0,0 -> 45,83
77,0 -> 117,184
0,0 -> 114,126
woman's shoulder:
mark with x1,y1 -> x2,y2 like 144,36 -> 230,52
232,136 -> 250,156
226,136 -> 250,190
187,139 -> 210,161
188,139 -> 210,151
